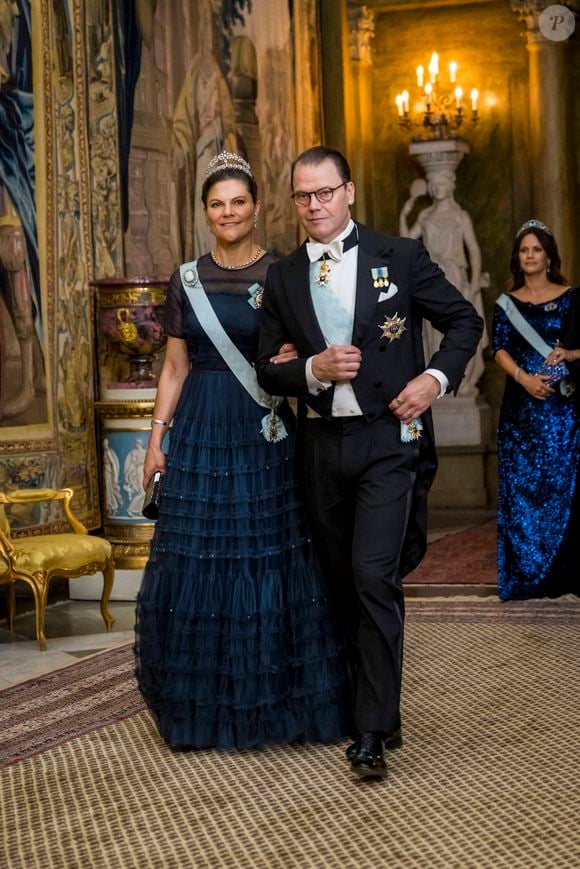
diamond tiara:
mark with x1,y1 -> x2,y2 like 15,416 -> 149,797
205,151 -> 252,179
517,218 -> 553,237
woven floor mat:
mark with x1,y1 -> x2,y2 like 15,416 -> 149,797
1,599 -> 579,868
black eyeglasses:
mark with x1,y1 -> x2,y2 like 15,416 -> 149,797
290,183 -> 347,207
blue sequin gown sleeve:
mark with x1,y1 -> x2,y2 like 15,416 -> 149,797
134,253 -> 352,749
492,288 -> 580,601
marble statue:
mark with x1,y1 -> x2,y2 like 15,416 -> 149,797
400,169 -> 487,397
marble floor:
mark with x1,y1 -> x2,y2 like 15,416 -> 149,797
0,511 -> 495,689
0,602 -> 135,689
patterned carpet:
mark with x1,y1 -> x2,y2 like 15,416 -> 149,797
407,520 -> 497,584
1,599 -> 579,868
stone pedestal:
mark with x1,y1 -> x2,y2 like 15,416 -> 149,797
432,397 -> 491,447
429,398 -> 492,508
96,401 -> 155,570
429,445 -> 490,509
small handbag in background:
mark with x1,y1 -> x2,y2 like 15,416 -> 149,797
534,358 -> 570,386
142,470 -> 164,520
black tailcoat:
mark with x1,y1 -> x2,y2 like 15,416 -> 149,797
255,222 -> 483,575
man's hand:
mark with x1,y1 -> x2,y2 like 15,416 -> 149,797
389,373 -> 440,422
270,343 -> 299,364
311,345 -> 361,382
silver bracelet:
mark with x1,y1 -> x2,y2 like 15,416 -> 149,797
514,367 -> 521,383
151,418 -> 169,428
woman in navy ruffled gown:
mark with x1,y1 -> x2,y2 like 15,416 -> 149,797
492,220 -> 580,601
135,153 -> 351,749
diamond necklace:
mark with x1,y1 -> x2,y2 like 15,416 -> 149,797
210,245 -> 264,270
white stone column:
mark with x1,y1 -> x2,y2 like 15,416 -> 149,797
511,1 -> 578,277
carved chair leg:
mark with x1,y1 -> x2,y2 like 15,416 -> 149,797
29,573 -> 48,652
100,557 -> 115,632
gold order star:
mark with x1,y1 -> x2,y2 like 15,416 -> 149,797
379,313 -> 407,342
406,421 -> 422,441
315,260 -> 332,287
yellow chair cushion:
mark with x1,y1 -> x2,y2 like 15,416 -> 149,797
0,557 -> 10,580
11,534 -> 112,575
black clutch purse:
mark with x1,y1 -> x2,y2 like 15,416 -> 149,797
142,471 -> 164,520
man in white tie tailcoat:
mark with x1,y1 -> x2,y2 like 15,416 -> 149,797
256,146 -> 483,779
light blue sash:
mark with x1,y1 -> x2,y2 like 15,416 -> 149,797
496,293 -> 573,397
308,260 -> 422,441
180,261 -> 287,442
496,293 -> 553,358
309,262 -> 354,345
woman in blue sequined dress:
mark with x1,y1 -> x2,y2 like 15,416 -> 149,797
492,220 -> 580,601
134,153 -> 351,749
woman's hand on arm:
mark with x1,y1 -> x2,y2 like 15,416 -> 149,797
143,337 -> 189,489
269,343 -> 299,364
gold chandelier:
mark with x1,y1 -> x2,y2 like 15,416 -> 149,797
395,53 -> 479,141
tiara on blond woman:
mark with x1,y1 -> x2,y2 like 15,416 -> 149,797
517,218 -> 553,237
205,151 -> 252,179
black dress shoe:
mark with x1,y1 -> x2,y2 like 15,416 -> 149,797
350,731 -> 388,780
345,727 -> 402,761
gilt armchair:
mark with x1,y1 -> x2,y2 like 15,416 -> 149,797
0,488 -> 115,650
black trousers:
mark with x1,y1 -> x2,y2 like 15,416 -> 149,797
301,414 -> 418,734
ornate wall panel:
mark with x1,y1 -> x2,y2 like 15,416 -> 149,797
124,0 -> 312,275
0,0 -> 122,531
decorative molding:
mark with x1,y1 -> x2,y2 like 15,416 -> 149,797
511,1 -> 579,44
104,524 -> 155,542
95,401 -> 155,419
348,5 -> 375,64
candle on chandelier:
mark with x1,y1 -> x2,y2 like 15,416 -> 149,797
425,81 -> 433,109
402,90 -> 409,113
470,88 -> 479,112
449,61 -> 457,84
395,94 -> 404,117
428,52 -> 439,82
455,86 -> 463,110
416,65 -> 424,88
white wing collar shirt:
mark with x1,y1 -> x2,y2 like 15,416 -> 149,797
305,219 -> 448,416
305,220 -> 364,416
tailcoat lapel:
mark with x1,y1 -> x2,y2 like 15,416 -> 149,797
352,226 -> 395,346
284,243 -> 327,354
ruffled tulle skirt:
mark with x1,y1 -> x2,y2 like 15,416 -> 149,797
135,369 -> 352,749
